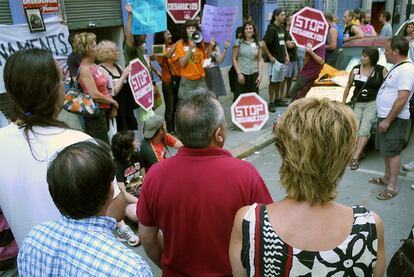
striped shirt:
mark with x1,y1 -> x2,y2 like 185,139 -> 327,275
18,216 -> 152,276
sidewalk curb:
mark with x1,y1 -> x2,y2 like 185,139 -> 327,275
230,130 -> 275,159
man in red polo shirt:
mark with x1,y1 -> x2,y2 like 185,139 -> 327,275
137,93 -> 272,276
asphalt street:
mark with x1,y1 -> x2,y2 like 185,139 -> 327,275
129,66 -> 414,276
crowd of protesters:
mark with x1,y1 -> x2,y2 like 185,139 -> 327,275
0,2 -> 414,276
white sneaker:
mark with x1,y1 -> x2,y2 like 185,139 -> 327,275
116,225 -> 140,247
402,161 -> 414,172
411,184 -> 414,190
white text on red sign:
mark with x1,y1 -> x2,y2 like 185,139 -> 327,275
235,105 -> 266,122
167,3 -> 199,10
293,16 -> 325,32
130,71 -> 152,97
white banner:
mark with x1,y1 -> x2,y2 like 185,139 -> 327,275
0,20 -> 72,93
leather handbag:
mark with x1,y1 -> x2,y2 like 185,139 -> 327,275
63,78 -> 98,115
387,225 -> 414,277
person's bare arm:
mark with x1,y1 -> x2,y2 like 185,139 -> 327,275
378,90 -> 410,133
229,206 -> 249,277
261,41 -> 276,63
163,40 -> 181,58
305,47 -> 324,65
232,45 -> 244,85
372,211 -> 386,277
256,46 -> 263,87
326,27 -> 338,51
138,224 -> 163,268
344,26 -> 364,42
342,70 -> 355,103
107,193 -> 126,222
117,181 -> 138,203
179,41 -> 196,67
150,61 -> 161,79
79,66 -> 118,107
215,40 -> 230,64
125,3 -> 134,48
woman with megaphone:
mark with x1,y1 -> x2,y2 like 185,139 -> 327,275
174,19 -> 210,101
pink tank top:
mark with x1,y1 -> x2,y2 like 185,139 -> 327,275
79,64 -> 111,110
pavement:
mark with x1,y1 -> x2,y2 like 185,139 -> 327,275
155,65 -> 279,159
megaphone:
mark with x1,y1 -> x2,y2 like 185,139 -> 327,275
190,31 -> 203,44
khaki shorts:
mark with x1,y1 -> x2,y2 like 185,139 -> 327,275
353,101 -> 377,137
376,117 -> 410,157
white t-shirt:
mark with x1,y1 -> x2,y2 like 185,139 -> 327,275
376,60 -> 414,119
0,124 -> 91,246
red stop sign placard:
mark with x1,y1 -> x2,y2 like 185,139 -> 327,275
128,58 -> 154,112
290,7 -> 328,50
231,93 -> 269,132
166,0 -> 201,23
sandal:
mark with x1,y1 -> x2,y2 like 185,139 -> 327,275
350,159 -> 359,170
377,189 -> 398,200
369,177 -> 387,186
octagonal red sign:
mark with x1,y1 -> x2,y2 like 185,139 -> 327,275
231,93 -> 269,132
166,0 -> 201,24
128,58 -> 154,112
290,7 -> 328,50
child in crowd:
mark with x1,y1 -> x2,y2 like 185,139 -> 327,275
111,131 -> 145,246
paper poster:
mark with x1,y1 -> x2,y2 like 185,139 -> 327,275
130,0 -> 167,35
201,4 -> 237,42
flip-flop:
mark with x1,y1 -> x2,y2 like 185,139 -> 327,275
369,177 -> 387,186
377,189 -> 398,200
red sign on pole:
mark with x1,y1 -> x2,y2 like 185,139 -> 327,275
23,0 -> 60,14
128,58 -> 154,112
231,93 -> 269,132
166,0 -> 201,23
290,7 -> 328,50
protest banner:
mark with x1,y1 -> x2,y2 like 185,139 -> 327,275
129,58 -> 154,111
0,20 -> 71,93
201,5 -> 237,42
166,0 -> 201,23
130,0 -> 167,35
290,7 -> 328,50
23,0 -> 60,14
231,93 -> 269,132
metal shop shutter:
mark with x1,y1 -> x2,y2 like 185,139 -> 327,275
64,0 -> 122,30
0,0 -> 13,25
276,0 -> 314,16
336,0 -> 362,28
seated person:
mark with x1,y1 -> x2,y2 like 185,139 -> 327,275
17,141 -> 152,276
112,130 -> 146,222
140,114 -> 183,171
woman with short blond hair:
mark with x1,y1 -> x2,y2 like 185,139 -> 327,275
229,98 -> 386,277
73,32 -> 118,144
97,40 -> 137,131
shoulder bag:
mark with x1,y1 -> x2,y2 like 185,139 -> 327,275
63,71 -> 98,115
387,224 -> 414,277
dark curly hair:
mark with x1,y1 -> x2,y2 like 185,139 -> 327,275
111,130 -> 135,161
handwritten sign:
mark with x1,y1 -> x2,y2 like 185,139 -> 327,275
130,0 -> 167,35
201,5 -> 237,42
